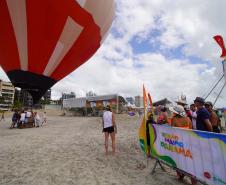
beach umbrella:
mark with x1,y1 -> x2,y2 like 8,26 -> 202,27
0,0 -> 115,103
128,111 -> 136,117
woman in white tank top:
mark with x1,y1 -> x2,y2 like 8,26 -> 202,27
102,105 -> 116,155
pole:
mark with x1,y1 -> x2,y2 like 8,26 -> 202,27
222,58 -> 226,82
116,94 -> 119,114
213,82 -> 226,106
204,75 -> 224,100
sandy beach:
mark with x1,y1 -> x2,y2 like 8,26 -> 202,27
0,112 -> 190,185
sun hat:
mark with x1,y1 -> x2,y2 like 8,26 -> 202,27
169,105 -> 186,117
175,99 -> 187,105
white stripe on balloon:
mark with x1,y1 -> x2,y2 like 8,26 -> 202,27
6,0 -> 28,71
43,16 -> 83,77
76,0 -> 87,7
83,0 -> 115,43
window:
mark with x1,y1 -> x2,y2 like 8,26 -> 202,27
90,102 -> 96,107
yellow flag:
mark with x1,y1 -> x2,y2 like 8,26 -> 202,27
138,85 -> 148,154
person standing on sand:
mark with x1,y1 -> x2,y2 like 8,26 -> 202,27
41,111 -> 47,126
169,105 -> 196,185
0,111 -> 5,121
102,105 -> 117,155
10,110 -> 19,128
34,112 -> 41,127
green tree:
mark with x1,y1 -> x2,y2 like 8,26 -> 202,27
0,96 -> 4,104
13,100 -> 22,109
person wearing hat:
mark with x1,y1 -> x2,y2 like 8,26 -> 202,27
204,101 -> 222,133
169,105 -> 195,184
169,105 -> 192,129
176,99 -> 193,120
102,105 -> 117,155
194,97 -> 212,132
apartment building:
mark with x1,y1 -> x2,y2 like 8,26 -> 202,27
0,80 -> 15,110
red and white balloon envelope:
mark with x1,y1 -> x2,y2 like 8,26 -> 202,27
0,0 -> 115,103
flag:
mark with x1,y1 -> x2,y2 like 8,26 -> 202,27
143,85 -> 148,115
213,35 -> 226,58
138,115 -> 147,154
138,85 -> 148,154
148,92 -> 154,113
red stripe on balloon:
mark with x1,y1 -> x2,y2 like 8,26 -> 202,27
26,0 -> 101,79
26,0 -> 69,74
50,0 -> 101,80
51,21 -> 101,80
0,0 -> 21,72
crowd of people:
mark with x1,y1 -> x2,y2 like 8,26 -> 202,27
10,109 -> 47,129
152,96 -> 223,133
146,96 -> 224,185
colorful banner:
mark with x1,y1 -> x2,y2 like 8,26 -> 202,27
149,124 -> 226,185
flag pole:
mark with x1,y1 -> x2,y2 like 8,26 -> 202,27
213,82 -> 226,106
204,75 -> 224,100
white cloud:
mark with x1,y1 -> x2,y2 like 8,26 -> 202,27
0,0 -> 225,107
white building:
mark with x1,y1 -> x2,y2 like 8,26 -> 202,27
0,80 -> 15,110
135,96 -> 143,107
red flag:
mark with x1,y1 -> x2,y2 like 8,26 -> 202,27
213,35 -> 226,58
148,92 -> 154,114
147,93 -> 153,107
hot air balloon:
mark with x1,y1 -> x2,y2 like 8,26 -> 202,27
0,0 -> 115,103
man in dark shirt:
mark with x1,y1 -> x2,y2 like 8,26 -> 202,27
194,97 -> 213,132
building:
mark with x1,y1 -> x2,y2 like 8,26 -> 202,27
62,92 -> 76,100
153,98 -> 172,107
63,97 -> 87,108
135,96 -> 143,107
43,89 -> 51,101
0,80 -> 15,110
63,94 -> 126,113
86,91 -> 97,97
126,97 -> 134,105
87,94 -> 125,109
